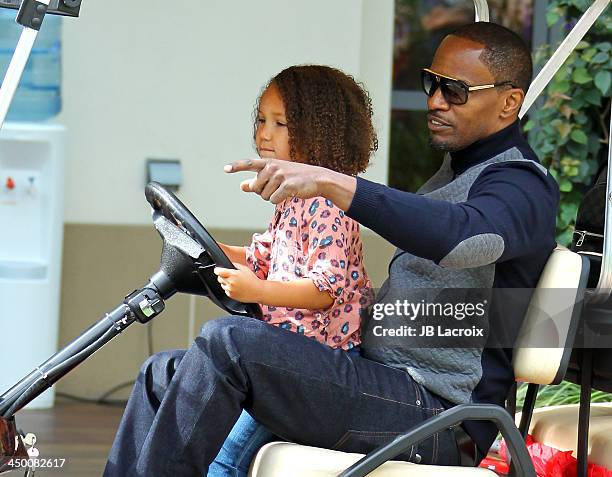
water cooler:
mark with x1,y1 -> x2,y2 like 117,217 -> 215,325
0,123 -> 65,408
0,0 -> 65,410
0,9 -> 62,121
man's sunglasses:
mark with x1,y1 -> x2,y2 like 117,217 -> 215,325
420,68 -> 516,105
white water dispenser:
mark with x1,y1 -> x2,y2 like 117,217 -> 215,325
0,123 -> 64,408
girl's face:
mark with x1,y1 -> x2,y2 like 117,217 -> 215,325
255,83 -> 291,161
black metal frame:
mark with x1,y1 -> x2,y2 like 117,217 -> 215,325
576,348 -> 593,477
518,383 -> 539,440
337,404 -> 536,477
0,0 -> 81,17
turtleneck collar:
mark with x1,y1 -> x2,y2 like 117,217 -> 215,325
450,120 -> 527,175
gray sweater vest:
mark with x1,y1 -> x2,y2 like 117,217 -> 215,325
361,147 -> 547,404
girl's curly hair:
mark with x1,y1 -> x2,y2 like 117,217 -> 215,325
253,65 -> 378,176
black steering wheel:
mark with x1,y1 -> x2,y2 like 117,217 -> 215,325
145,182 -> 262,319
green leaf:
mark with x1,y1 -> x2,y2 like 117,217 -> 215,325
584,88 -> 602,106
561,202 -> 578,223
546,10 -> 561,26
582,48 -> 597,61
588,136 -> 602,155
579,161 -> 592,179
570,97 -> 585,110
575,0 -> 591,12
566,141 -> 587,159
574,113 -> 589,125
570,129 -> 588,144
575,41 -> 590,50
572,68 -> 592,84
559,179 -> 573,192
523,120 -> 535,132
551,80 -> 571,94
556,229 -> 574,247
575,58 -> 587,68
594,71 -> 611,96
549,169 -> 560,181
591,51 -> 610,64
563,55 -> 577,69
599,42 -> 612,52
555,121 -> 573,138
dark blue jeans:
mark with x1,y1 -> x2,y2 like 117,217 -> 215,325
103,316 -> 461,476
208,347 -> 363,477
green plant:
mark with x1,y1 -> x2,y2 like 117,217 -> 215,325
524,0 -> 611,246
517,381 -> 612,408
520,1 -> 612,408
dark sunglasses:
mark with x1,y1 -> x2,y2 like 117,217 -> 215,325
421,68 -> 516,105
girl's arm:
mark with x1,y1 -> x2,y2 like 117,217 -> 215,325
258,278 -> 334,309
218,243 -> 248,266
214,265 -> 333,309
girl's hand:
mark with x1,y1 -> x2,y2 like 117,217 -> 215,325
214,264 -> 264,303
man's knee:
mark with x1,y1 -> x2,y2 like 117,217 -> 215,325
199,315 -> 245,336
139,349 -> 185,389
197,316 -> 268,362
199,315 -> 268,341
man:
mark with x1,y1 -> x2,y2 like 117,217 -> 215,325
104,22 -> 558,476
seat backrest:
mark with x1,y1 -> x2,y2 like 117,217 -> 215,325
512,246 -> 590,385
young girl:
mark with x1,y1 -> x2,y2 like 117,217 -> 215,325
210,64 -> 377,477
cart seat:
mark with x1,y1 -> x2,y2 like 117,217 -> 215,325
248,442 -> 498,477
524,403 -> 612,469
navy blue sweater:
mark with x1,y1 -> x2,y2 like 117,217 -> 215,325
346,121 -> 560,456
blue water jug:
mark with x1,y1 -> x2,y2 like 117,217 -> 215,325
0,9 -> 61,121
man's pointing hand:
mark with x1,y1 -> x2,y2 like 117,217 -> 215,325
224,158 -> 322,204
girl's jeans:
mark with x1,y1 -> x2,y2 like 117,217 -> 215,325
208,410 -> 277,477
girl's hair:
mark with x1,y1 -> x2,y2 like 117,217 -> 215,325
254,65 -> 378,176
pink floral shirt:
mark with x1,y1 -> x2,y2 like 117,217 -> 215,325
245,196 -> 371,350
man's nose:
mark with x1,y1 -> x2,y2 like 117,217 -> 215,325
427,86 -> 450,111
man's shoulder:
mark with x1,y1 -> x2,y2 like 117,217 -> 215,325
469,140 -> 543,175
476,154 -> 559,195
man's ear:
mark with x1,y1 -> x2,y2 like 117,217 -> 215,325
499,88 -> 525,119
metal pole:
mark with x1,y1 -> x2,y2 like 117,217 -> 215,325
520,0 -> 611,118
0,0 -> 50,128
473,0 -> 490,22
0,303 -> 135,417
590,110 -> 612,303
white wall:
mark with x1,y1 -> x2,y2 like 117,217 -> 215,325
360,0 -> 394,186
59,0 -> 394,228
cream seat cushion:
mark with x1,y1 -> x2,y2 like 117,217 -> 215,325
520,403 -> 612,468
248,442 -> 497,477
512,246 -> 584,385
